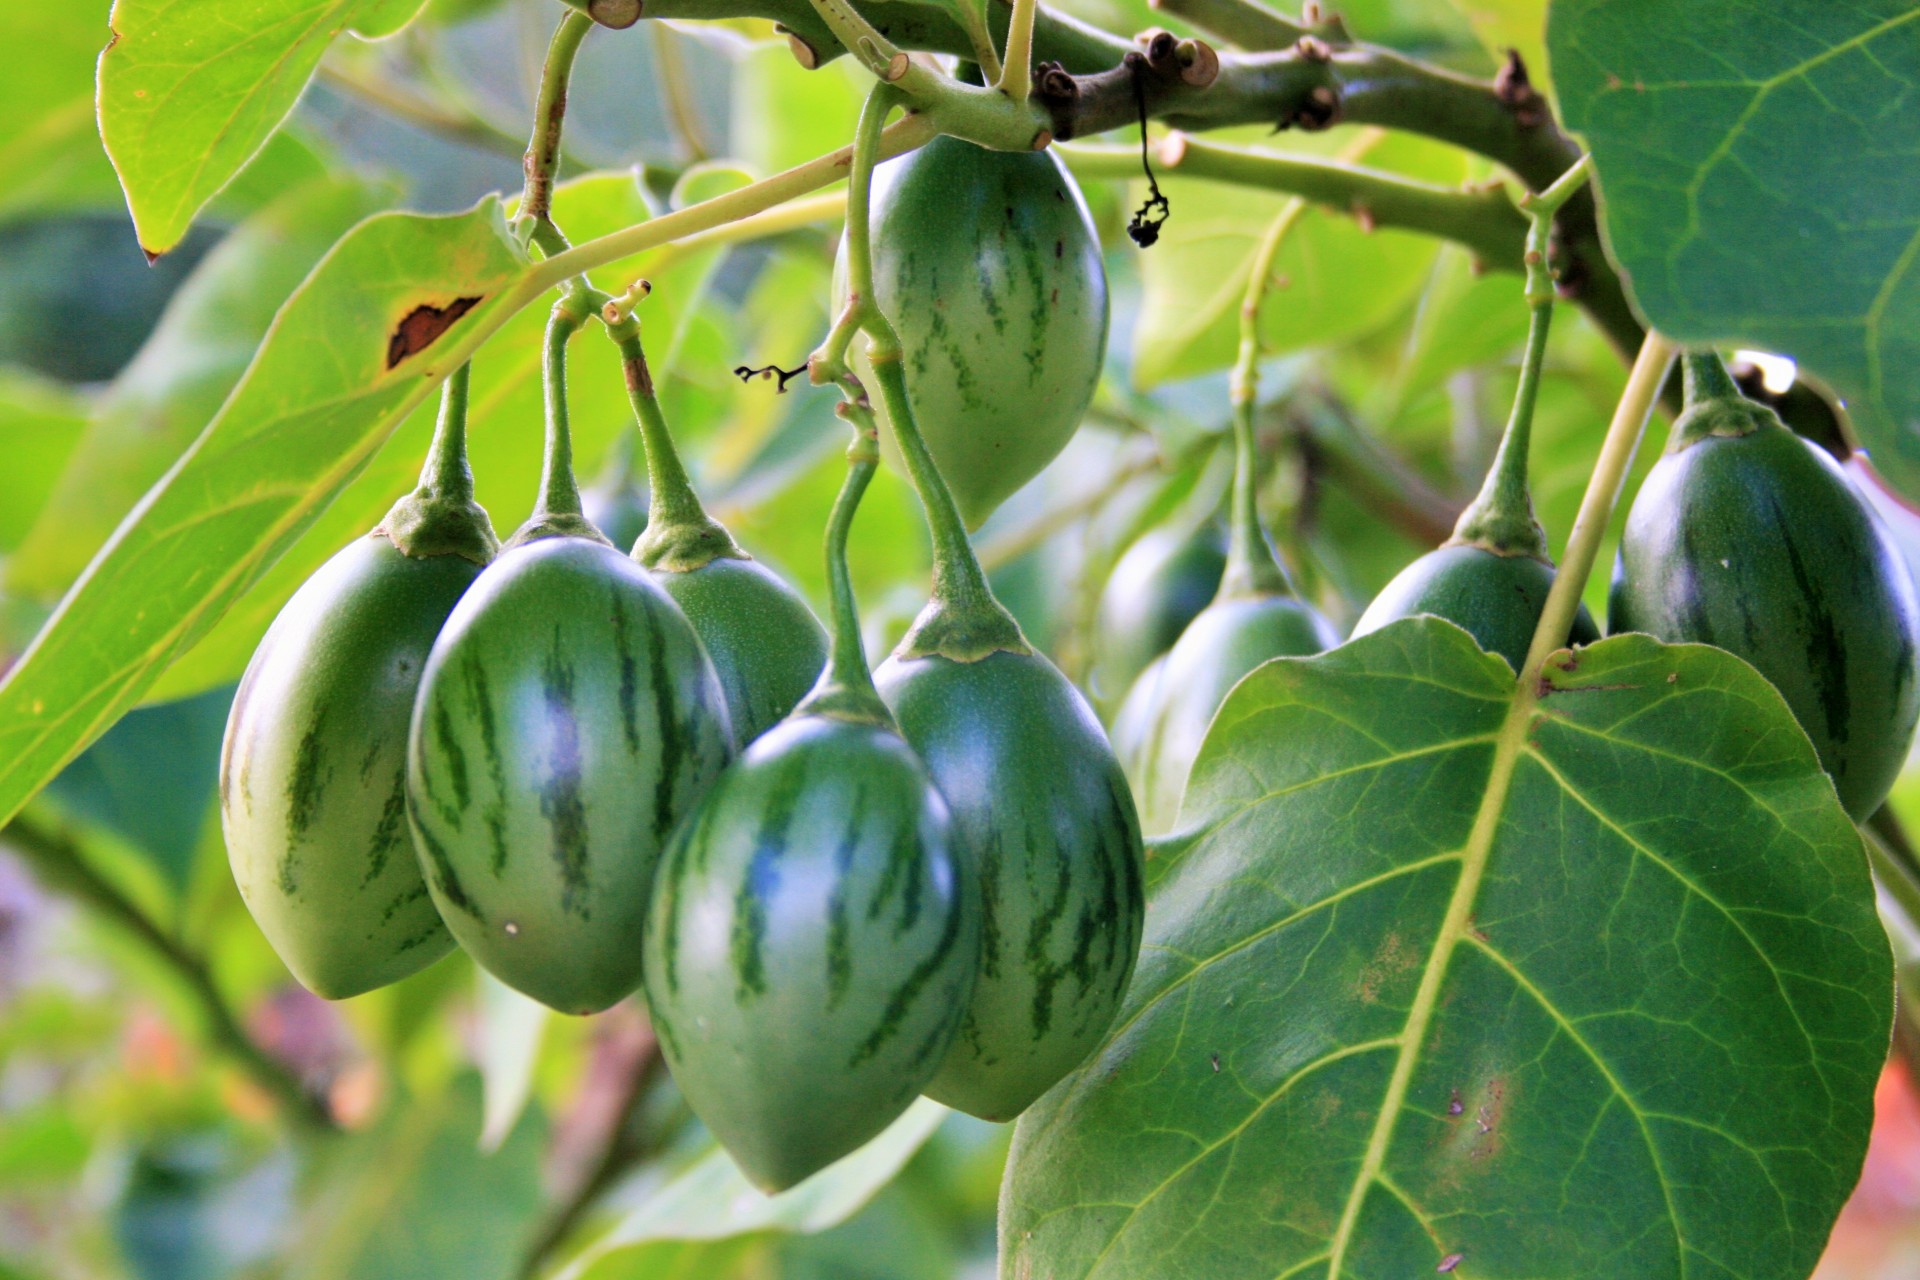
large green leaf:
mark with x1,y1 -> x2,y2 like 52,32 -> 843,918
0,198 -> 526,831
1001,619 -> 1890,1278
1548,1 -> 1920,498
144,173 -> 721,703
561,1100 -> 950,1280
97,0 -> 429,254
5,177 -> 385,602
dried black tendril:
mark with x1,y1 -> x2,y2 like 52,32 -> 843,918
1127,57 -> 1170,248
733,362 -> 809,393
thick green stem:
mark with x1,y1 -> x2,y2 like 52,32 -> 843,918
808,85 -> 1027,663
2,814 -> 334,1132
1518,332 -> 1676,682
1667,350 -> 1770,452
1059,136 -> 1528,268
1447,302 -> 1551,559
606,314 -> 745,571
795,428 -> 893,725
511,304 -> 608,547
999,0 -> 1039,103
1450,157 -> 1592,558
1218,199 -> 1305,601
378,363 -> 501,563
522,12 -> 596,259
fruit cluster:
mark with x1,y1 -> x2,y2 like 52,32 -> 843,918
220,127 -> 1919,1199
222,140 -> 1148,1192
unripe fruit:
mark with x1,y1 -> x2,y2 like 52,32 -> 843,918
221,536 -> 478,998
1353,544 -> 1599,673
644,713 -> 977,1190
1609,361 -> 1920,819
408,536 -> 732,1014
651,557 -> 828,746
1122,596 -> 1341,833
861,135 -> 1109,529
1093,521 -> 1227,707
876,649 -> 1145,1121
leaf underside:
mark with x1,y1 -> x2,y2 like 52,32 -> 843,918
1001,620 -> 1890,1279
1549,0 -> 1920,500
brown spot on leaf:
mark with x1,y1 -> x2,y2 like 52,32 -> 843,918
1357,930 -> 1420,1003
387,296 -> 483,369
1438,1253 -> 1464,1273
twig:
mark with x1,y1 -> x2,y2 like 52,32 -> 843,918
1059,134 -> 1529,271
1147,0 -> 1306,50
650,24 -> 713,163
1,813 -> 333,1131
517,1027 -> 666,1279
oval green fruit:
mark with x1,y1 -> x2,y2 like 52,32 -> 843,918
1122,596 -> 1342,833
652,557 -> 828,746
875,649 -> 1144,1121
644,713 -> 977,1191
1610,418 -> 1920,819
1352,544 -> 1599,673
864,135 -> 1109,529
408,536 -> 733,1014
221,536 -> 478,999
1092,521 -> 1227,707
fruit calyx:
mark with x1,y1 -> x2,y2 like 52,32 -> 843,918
605,308 -> 749,573
1668,351 -> 1778,453
378,363 -> 501,564
507,302 -> 614,550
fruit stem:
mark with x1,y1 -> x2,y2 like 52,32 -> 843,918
511,301 -> 611,547
1517,330 -> 1675,683
1449,155 -> 1591,560
999,0 -> 1039,103
520,11 -> 595,260
605,300 -> 747,572
810,85 -> 1029,663
1218,198 -> 1307,602
377,363 -> 501,563
1446,303 -> 1552,559
795,395 -> 895,726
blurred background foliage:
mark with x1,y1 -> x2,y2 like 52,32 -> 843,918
4,0 -> 1920,1276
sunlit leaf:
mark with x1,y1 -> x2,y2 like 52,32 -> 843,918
1003,620 -> 1890,1278
97,0 -> 429,253
0,197 -> 526,830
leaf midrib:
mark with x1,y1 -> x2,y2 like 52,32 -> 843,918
1321,673 -> 1540,1274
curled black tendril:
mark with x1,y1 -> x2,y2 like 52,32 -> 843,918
733,362 -> 810,393
1126,56 -> 1170,248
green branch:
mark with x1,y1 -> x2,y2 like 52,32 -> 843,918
1059,134 -> 1528,268
1,813 -> 333,1132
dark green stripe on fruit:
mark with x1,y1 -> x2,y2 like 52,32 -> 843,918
363,769 -> 408,888
731,782 -> 799,1001
850,870 -> 967,1068
538,628 -> 592,917
647,634 -> 684,843
611,585 -> 641,754
430,698 -> 469,825
825,785 -> 868,1008
409,790 -> 479,920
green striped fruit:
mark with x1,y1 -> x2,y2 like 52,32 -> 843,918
1352,544 -> 1600,673
863,135 -> 1109,529
1092,521 -> 1227,708
651,558 -> 828,746
221,536 -> 479,998
1122,596 -> 1342,833
1610,407 -> 1920,819
875,649 -> 1144,1121
643,712 -> 977,1191
408,536 -> 733,1014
